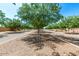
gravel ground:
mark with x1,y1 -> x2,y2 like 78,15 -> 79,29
0,30 -> 79,56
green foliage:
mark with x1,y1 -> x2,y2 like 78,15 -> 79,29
17,3 -> 63,29
4,19 -> 22,30
0,10 -> 32,30
0,10 -> 5,18
21,23 -> 33,29
0,10 -> 5,26
46,16 -> 79,29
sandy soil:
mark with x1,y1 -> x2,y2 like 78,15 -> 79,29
0,30 -> 79,56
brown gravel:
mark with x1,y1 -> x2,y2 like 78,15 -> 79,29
0,30 -> 79,56
0,38 -> 79,56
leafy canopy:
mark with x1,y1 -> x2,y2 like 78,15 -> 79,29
0,10 -> 5,26
47,16 -> 79,29
17,3 -> 63,29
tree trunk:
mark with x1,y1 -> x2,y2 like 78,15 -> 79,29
37,28 -> 41,42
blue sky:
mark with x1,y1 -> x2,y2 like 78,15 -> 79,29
0,3 -> 21,19
0,3 -> 79,19
60,3 -> 79,17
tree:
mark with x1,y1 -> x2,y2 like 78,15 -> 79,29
0,10 -> 5,18
4,19 -> 22,31
48,16 -> 79,30
0,10 -> 5,27
17,3 -> 63,41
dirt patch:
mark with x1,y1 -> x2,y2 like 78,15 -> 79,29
0,27 -> 11,32
0,30 -> 79,56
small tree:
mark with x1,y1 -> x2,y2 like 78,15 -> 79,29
17,3 -> 63,41
4,19 -> 22,31
0,10 -> 5,27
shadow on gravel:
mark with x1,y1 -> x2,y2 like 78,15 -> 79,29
21,30 -> 79,56
0,34 -> 7,38
22,30 -> 66,51
56,34 -> 79,49
65,32 -> 79,35
7,31 -> 25,34
56,35 -> 79,46
0,35 -> 4,38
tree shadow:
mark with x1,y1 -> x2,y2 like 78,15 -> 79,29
22,30 -> 66,51
51,51 -> 60,56
56,35 -> 79,46
0,35 -> 4,38
22,34 -> 44,50
0,34 -> 7,38
66,32 -> 79,35
7,31 -> 25,34
68,52 -> 77,56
